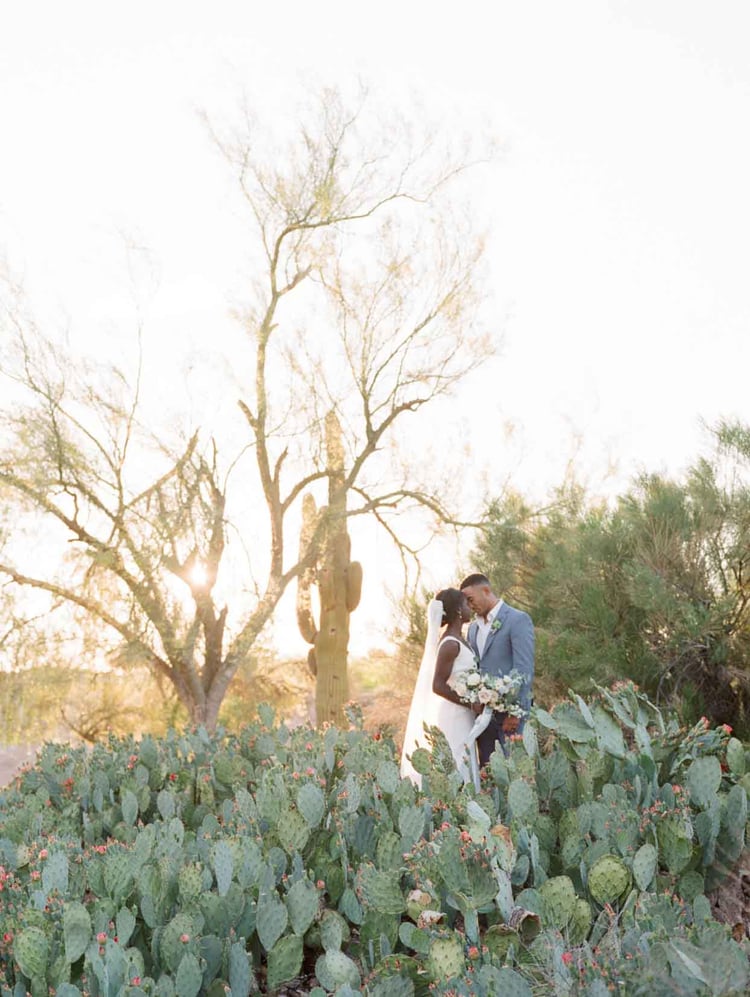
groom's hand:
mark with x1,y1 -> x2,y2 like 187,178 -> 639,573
502,715 -> 520,734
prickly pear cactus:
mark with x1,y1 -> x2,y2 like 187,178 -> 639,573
296,410 -> 363,725
588,854 -> 632,906
657,815 -> 693,874
175,952 -> 203,997
13,926 -> 49,981
177,863 -> 204,906
4,689 -> 750,997
368,953 -> 421,993
356,864 -> 406,915
286,877 -> 320,936
266,934 -> 303,993
488,968 -> 534,997
256,890 -> 289,951
316,948 -> 361,990
539,875 -> 576,930
632,842 -> 657,891
160,913 -> 196,973
426,933 -> 466,982
63,901 -> 92,963
568,897 -> 593,944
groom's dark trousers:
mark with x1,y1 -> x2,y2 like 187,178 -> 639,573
478,712 -> 513,766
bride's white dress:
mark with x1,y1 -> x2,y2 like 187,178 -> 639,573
433,636 -> 478,778
400,631 -> 477,785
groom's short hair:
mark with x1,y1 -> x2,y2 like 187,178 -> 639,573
460,572 -> 491,589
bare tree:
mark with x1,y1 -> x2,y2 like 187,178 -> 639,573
0,86 -> 495,729
0,310 -> 242,725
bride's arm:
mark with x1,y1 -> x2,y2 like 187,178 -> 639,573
432,641 -> 465,705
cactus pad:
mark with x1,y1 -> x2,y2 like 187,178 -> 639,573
539,875 -> 576,930
657,816 -> 693,874
177,864 -> 204,906
103,848 -> 134,905
632,842 -> 657,890
14,926 -> 49,980
63,901 -> 91,963
266,934 -> 303,993
567,897 -> 593,944
297,783 -> 326,827
286,877 -> 320,936
488,968 -> 533,997
320,949 -> 360,989
229,940 -> 254,997
588,854 -> 631,906
211,840 -> 234,897
256,891 -> 289,951
426,934 -> 465,981
686,756 -> 722,809
356,865 -> 406,915
726,737 -> 746,777
175,953 -> 203,997
508,778 -> 538,820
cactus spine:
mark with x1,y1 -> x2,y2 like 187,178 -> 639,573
297,410 -> 363,725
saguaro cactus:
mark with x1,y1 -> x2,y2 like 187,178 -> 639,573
297,411 -> 363,725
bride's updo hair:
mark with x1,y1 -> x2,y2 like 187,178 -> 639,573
435,587 -> 464,626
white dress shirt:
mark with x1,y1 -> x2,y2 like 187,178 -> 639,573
475,599 -> 504,657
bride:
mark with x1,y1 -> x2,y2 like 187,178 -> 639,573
400,588 -> 479,785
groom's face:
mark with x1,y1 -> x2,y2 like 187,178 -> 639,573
461,583 -> 493,618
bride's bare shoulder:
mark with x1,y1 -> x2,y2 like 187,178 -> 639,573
436,635 -> 461,658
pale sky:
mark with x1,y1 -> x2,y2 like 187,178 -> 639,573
2,1 -> 749,653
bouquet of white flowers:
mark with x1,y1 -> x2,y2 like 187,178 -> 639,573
447,667 -> 527,717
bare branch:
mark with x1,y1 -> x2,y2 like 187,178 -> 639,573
0,561 -> 174,684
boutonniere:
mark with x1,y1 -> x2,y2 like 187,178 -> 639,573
490,619 -> 502,633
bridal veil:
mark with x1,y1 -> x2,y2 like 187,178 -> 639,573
399,598 -> 445,785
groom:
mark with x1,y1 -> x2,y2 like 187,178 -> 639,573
460,572 -> 535,765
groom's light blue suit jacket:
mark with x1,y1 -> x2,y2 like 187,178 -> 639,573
467,601 -> 535,713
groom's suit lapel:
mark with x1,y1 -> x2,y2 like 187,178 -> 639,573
480,601 -> 509,658
467,621 -> 479,657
